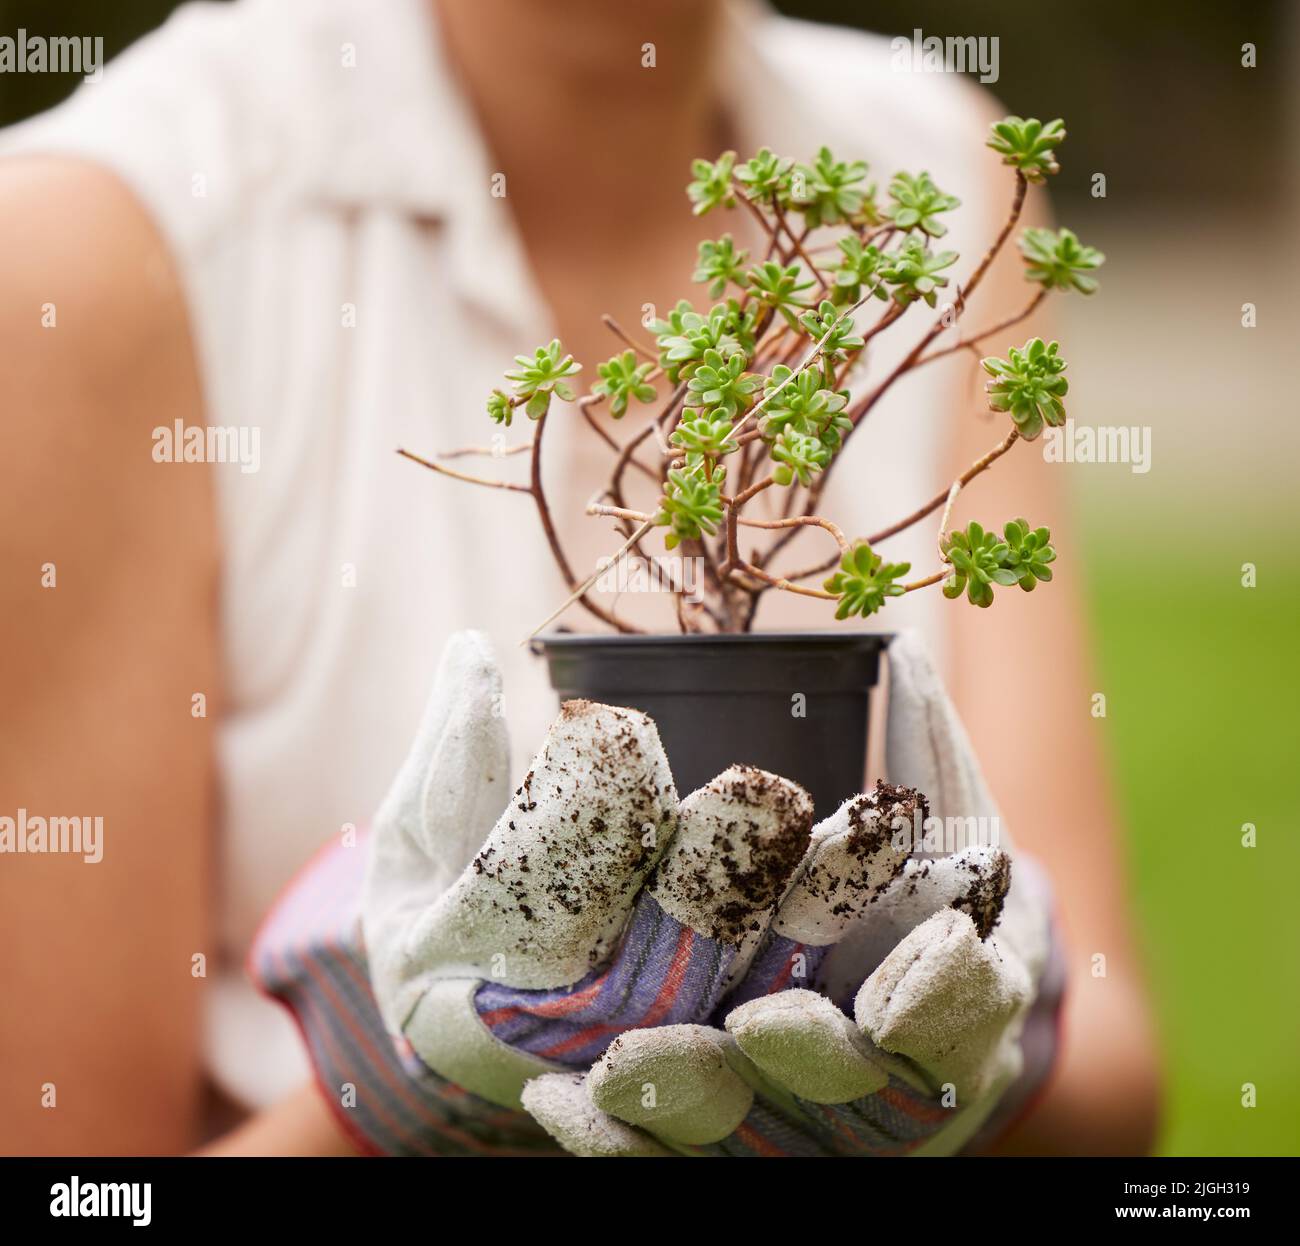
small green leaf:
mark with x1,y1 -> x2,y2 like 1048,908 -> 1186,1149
981,338 -> 1068,440
683,348 -> 762,419
746,260 -> 814,330
504,339 -> 582,420
486,388 -> 514,427
823,541 -> 910,619
879,238 -> 959,308
792,147 -> 874,228
693,235 -> 750,298
942,518 -> 1059,606
1019,227 -> 1105,294
592,350 -> 658,419
885,170 -> 961,238
798,300 -> 865,360
987,117 -> 1066,183
735,147 -> 794,205
652,466 -> 725,546
687,152 -> 738,216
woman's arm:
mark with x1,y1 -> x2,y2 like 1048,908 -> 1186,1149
197,1084 -> 361,1157
0,159 -> 376,1157
0,158 -> 219,1153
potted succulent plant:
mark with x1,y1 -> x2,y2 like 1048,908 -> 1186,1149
400,116 -> 1103,808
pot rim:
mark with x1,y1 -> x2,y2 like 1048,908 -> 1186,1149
530,629 -> 891,654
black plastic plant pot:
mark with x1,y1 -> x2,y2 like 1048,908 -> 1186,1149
531,632 -> 888,816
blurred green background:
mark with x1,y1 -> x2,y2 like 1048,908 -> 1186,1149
3,0 -> 1295,1155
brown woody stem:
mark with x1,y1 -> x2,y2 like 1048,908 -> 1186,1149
732,559 -> 837,600
912,288 -> 1047,372
529,413 -> 640,633
738,512 -> 849,552
777,428 -> 1021,584
847,172 -> 1029,430
902,568 -> 948,592
601,314 -> 658,361
437,441 -> 534,460
397,447 -> 531,492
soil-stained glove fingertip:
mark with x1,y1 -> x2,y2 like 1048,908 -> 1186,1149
649,765 -> 813,946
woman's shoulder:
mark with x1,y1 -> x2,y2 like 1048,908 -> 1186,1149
0,0 -> 446,258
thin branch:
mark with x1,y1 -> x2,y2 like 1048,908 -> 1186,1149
729,476 -> 776,509
529,413 -> 639,634
608,384 -> 689,579
901,568 -> 948,593
752,323 -> 794,368
869,428 -> 1020,545
403,441 -> 638,633
777,553 -> 839,585
438,441 -> 533,460
772,200 -> 825,295
847,172 -> 1029,430
912,288 -> 1047,372
578,393 -> 663,484
860,221 -> 898,247
523,519 -> 654,642
859,298 -> 907,345
654,378 -> 692,444
602,314 -> 658,362
737,513 -> 849,552
684,534 -> 728,623
605,380 -> 685,525
776,428 -> 1022,584
721,475 -> 775,574
732,183 -> 785,252
759,175 -> 1032,575
959,173 -> 1029,307
731,559 -> 837,601
588,502 -> 651,524
397,447 -> 531,492
936,480 -> 962,559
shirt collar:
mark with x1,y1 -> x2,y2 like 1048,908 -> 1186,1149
319,0 -> 818,340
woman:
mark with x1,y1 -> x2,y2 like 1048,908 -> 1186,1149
0,0 -> 1159,1154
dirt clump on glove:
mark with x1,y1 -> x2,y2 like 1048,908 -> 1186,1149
649,765 -> 814,945
800,782 -> 927,925
953,851 -> 1012,939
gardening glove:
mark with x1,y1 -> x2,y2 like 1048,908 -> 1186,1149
521,629 -> 1064,1156
251,630 -> 817,1155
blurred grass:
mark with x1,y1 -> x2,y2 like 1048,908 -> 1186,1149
1083,506 -> 1300,1155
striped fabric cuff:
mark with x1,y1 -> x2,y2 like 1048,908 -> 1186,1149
475,894 -> 736,1065
247,832 -> 558,1157
723,933 -> 829,1008
685,1075 -> 954,1157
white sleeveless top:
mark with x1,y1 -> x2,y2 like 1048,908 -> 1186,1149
1,0 -> 1000,1108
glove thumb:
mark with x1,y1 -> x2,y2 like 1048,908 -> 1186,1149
374,629 -> 510,887
363,630 -> 510,1033
885,629 -> 1000,846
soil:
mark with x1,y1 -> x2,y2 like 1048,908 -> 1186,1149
649,764 -> 815,945
954,851 -> 1012,939
799,781 -> 927,926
